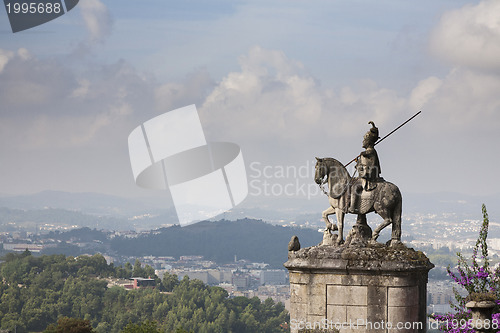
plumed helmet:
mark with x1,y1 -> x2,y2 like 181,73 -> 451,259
367,121 -> 379,141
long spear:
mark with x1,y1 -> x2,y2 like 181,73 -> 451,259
344,110 -> 422,167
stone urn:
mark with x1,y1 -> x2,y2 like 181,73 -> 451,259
465,300 -> 496,333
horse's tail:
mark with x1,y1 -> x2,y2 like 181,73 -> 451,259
391,189 -> 402,241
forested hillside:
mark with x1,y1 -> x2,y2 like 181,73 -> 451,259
111,219 -> 320,268
0,252 -> 289,332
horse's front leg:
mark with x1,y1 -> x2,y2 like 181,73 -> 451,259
336,210 -> 345,245
322,206 -> 337,231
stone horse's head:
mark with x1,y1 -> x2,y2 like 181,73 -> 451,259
315,157 -> 351,198
314,157 -> 328,185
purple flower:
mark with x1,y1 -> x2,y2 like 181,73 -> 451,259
477,267 -> 489,279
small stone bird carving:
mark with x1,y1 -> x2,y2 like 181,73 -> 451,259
288,235 -> 300,251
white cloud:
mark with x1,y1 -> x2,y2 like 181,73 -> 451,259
200,46 -> 324,143
430,0 -> 500,71
197,46 -> 414,173
0,49 -> 14,73
17,48 -> 31,60
0,51 -> 75,109
415,69 -> 500,132
155,69 -> 213,112
2,34 -> 499,196
195,44 -> 500,197
0,51 -> 156,149
70,79 -> 91,99
409,76 -> 443,110
79,0 -> 113,43
422,0 -> 500,136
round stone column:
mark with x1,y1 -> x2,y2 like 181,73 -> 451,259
284,243 -> 434,333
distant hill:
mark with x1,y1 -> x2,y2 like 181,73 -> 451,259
110,218 -> 321,268
0,190 -> 174,217
403,192 -> 500,216
1,190 -> 499,216
1,190 -> 499,230
0,207 -> 134,231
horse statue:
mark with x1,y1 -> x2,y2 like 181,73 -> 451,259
314,157 -> 402,246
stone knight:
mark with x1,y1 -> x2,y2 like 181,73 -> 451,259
350,121 -> 382,214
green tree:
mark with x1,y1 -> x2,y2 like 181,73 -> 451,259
124,262 -> 133,271
43,316 -> 94,333
0,251 -> 289,333
1,312 -> 25,333
161,272 -> 179,292
121,320 -> 160,333
132,259 -> 144,277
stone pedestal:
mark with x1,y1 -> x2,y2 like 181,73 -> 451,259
284,243 -> 434,333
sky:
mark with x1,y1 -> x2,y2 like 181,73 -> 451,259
1,0 -> 500,208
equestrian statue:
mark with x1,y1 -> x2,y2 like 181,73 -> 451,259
314,117 -> 417,247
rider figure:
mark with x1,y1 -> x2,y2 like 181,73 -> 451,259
350,121 -> 382,214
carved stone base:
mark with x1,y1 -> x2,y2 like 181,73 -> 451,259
345,215 -> 372,247
321,230 -> 338,246
284,244 -> 434,333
